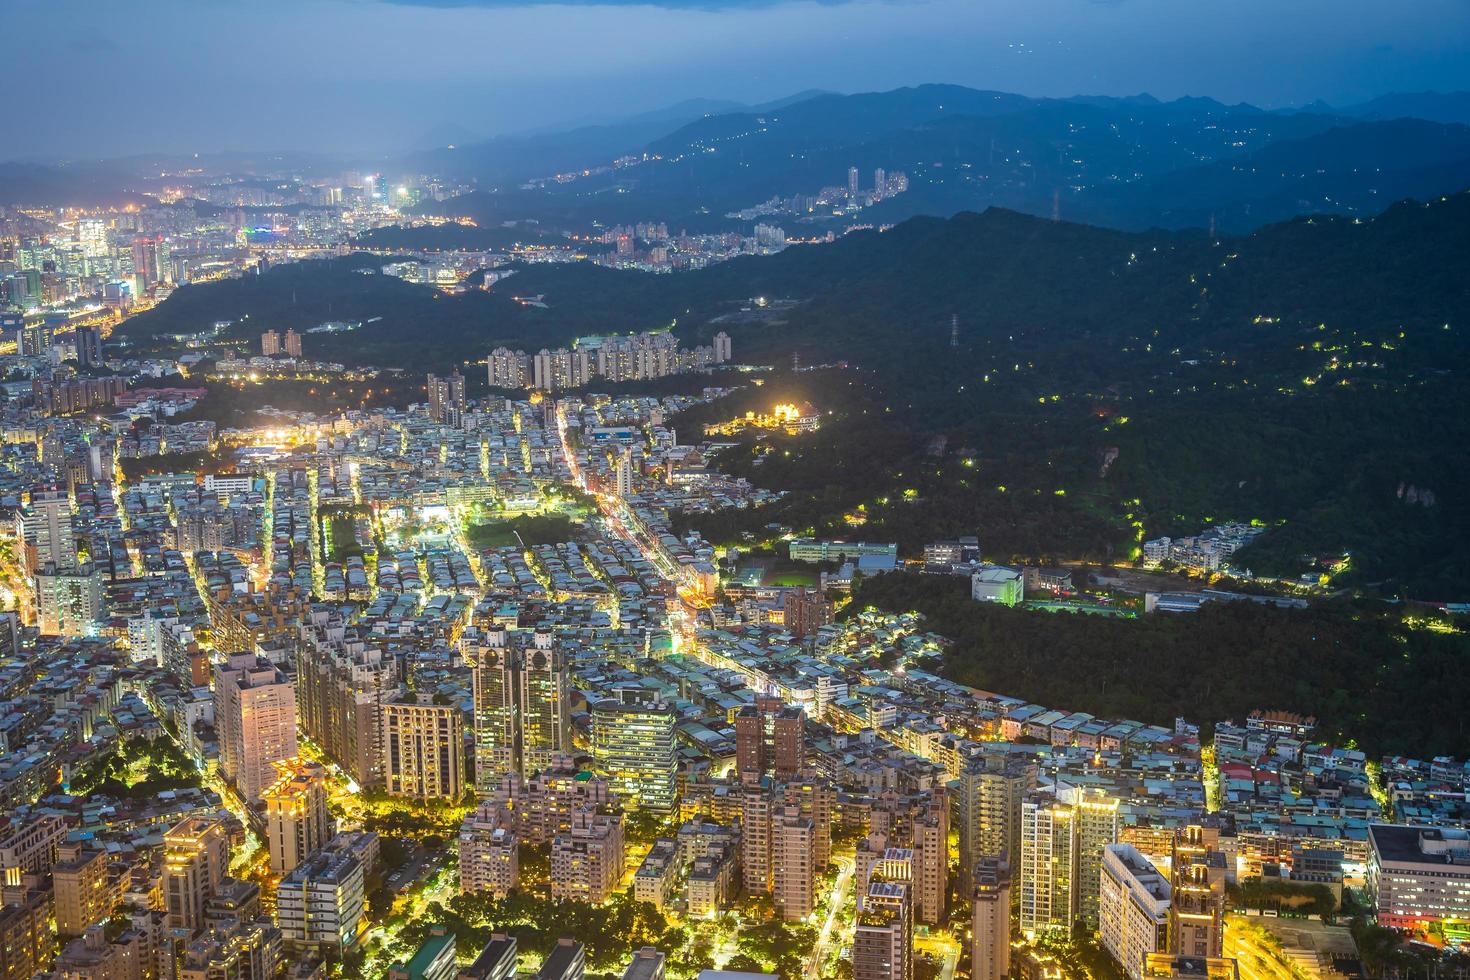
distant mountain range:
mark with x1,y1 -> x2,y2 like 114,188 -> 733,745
419,83 -> 1470,234
400,90 -> 837,187
7,85 -> 1470,233
1334,91 -> 1470,125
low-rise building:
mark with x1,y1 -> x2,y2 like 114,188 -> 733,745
1368,824 -> 1470,930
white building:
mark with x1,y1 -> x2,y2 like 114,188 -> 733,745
276,846 -> 365,951
1368,824 -> 1470,930
971,564 -> 1023,607
1099,844 -> 1171,980
35,562 -> 104,636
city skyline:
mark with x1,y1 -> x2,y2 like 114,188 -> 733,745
2,3 -> 1468,977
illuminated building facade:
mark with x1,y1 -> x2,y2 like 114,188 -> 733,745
468,626 -> 571,789
1169,826 -> 1227,958
735,695 -> 805,779
1367,824 -> 1470,930
972,858 -> 1011,980
550,808 -> 625,904
592,687 -> 678,812
164,815 -> 230,933
957,754 -> 1033,882
459,801 -> 519,898
1099,844 -> 1171,980
854,879 -> 913,980
296,612 -> 397,788
214,652 -> 297,804
34,561 -> 104,636
382,692 -> 465,802
262,759 -> 334,876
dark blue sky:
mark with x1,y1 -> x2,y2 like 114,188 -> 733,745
10,0 -> 1470,159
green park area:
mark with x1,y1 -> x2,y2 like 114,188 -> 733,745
467,513 -> 579,549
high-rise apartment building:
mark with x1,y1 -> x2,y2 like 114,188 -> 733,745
21,486 -> 75,572
741,780 -> 775,897
276,845 -> 365,952
782,771 -> 835,870
1169,826 -> 1227,959
0,890 -> 53,979
957,753 -> 1033,879
854,879 -> 912,980
1019,789 -> 1120,934
382,692 -> 465,801
296,612 -> 397,788
467,626 -> 571,789
772,804 -> 817,921
262,758 -> 334,876
972,858 -> 1011,980
592,687 -> 677,812
1069,787 -> 1122,931
427,370 -> 466,426
74,325 -> 102,367
712,330 -> 732,363
459,801 -> 519,898
214,652 -> 297,804
912,787 -> 948,926
782,587 -> 833,639
261,330 -> 281,356
487,348 -> 532,389
179,919 -> 283,980
614,447 -> 633,498
532,347 -> 593,392
494,331 -> 725,390
493,758 -> 614,844
549,808 -> 625,905
734,695 -> 804,779
131,236 -> 166,288
1100,844 -> 1172,980
1020,794 -> 1074,935
34,561 -> 103,636
164,815 -> 230,933
738,772 -> 834,914
52,842 -> 111,938
283,327 -> 302,358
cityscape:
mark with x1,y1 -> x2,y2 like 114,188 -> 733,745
2,3 -> 1470,980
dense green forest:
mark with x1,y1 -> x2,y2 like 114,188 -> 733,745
113,255 -> 559,369
851,572 -> 1470,757
353,223 -> 607,253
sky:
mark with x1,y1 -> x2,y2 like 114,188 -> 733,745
7,0 -> 1470,160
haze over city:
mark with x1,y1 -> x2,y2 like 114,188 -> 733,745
9,0 -> 1470,157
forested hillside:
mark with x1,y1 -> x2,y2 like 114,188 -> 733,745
851,572 -> 1470,758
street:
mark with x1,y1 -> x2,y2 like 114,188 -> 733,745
807,856 -> 855,978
